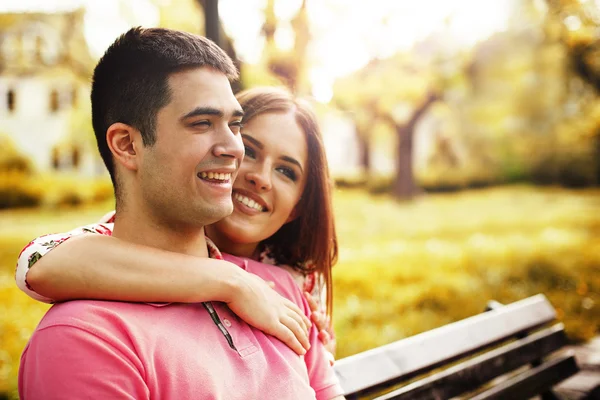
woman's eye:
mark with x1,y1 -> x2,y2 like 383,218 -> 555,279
277,167 -> 297,181
244,145 -> 256,159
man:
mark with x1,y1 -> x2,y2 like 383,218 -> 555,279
18,27 -> 343,399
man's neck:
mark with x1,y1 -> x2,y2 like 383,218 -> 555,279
205,225 -> 257,259
112,206 -> 209,258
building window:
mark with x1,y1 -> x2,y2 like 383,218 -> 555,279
7,89 -> 16,112
72,146 -> 81,168
52,147 -> 60,170
71,87 -> 78,107
35,35 -> 44,62
50,89 -> 59,113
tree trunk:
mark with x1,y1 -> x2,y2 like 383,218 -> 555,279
356,130 -> 371,176
391,91 -> 439,199
198,0 -> 243,92
393,125 -> 417,199
595,133 -> 600,186
203,0 -> 220,47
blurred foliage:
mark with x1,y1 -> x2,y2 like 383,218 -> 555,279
0,136 -> 39,209
0,172 -> 113,210
154,0 -> 204,34
1,186 -> 599,397
260,0 -> 311,94
0,135 -> 32,175
0,172 -> 42,209
332,0 -> 600,197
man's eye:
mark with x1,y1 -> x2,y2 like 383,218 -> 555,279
244,145 -> 256,159
191,120 -> 211,127
230,121 -> 244,133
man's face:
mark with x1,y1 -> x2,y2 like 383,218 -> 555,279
138,67 -> 245,228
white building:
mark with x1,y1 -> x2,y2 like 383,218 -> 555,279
0,8 -> 103,175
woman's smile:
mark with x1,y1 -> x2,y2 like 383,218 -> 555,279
233,189 -> 268,215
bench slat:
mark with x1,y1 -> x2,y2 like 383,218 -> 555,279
335,294 -> 556,397
374,324 -> 568,400
469,353 -> 579,400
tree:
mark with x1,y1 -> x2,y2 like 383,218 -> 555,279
334,56 -> 440,199
387,91 -> 439,198
545,0 -> 600,93
544,0 -> 600,184
259,0 -> 311,93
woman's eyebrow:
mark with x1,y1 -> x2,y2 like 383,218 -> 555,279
280,156 -> 303,173
242,133 -> 303,172
242,134 -> 263,149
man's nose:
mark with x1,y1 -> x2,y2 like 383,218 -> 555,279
212,127 -> 244,163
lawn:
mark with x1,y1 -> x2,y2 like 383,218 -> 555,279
1,185 -> 599,398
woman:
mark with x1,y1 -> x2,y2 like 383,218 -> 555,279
16,86 -> 337,359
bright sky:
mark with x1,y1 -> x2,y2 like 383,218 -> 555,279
2,0 -> 517,102
220,0 -> 515,102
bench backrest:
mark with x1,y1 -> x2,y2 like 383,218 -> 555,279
334,294 -> 576,398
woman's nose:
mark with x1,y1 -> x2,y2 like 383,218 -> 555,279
245,165 -> 272,192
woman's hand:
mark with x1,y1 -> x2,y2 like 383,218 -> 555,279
225,271 -> 312,356
304,291 -> 336,364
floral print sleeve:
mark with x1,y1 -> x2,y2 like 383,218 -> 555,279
15,211 -> 116,303
257,245 -> 327,314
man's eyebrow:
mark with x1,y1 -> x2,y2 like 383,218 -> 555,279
242,134 -> 304,173
181,107 -> 244,120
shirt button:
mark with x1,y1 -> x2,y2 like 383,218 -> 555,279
223,319 -> 232,327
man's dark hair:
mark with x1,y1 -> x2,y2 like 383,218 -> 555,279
91,27 -> 238,193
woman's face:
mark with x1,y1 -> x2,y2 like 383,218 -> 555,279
209,111 -> 308,253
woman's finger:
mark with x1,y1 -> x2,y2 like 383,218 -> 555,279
304,291 -> 319,312
311,310 -> 328,332
317,329 -> 331,345
284,299 -> 312,332
281,316 -> 310,352
275,324 -> 306,356
287,307 -> 311,337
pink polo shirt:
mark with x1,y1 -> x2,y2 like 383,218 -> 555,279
18,253 -> 342,400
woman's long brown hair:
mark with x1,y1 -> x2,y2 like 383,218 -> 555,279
236,87 -> 338,319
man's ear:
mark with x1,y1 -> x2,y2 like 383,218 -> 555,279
106,123 -> 141,172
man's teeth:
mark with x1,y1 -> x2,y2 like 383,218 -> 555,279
234,193 -> 264,212
199,172 -> 231,181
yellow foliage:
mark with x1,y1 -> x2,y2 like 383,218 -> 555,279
331,186 -> 600,358
0,274 -> 49,399
1,186 -> 600,396
0,172 -> 114,210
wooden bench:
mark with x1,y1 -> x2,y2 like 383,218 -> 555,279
334,294 -> 580,399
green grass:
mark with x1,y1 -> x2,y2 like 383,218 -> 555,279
1,185 -> 600,397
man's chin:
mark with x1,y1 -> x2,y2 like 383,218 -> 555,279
200,203 -> 234,225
